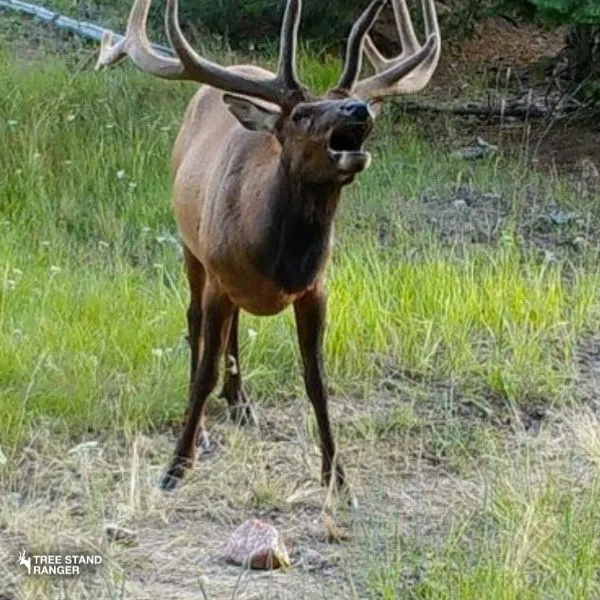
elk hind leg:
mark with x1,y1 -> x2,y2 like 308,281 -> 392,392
219,308 -> 256,425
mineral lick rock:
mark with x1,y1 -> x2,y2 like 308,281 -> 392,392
225,519 -> 290,570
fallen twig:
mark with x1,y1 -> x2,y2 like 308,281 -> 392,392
394,98 -> 550,119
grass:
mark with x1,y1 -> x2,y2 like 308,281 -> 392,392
2,45 -> 599,446
1,25 -> 600,600
363,411 -> 600,599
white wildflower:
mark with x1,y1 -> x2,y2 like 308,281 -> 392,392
98,241 -> 109,249
151,348 -> 164,358
67,441 -> 100,454
66,114 -> 76,122
248,328 -> 258,340
116,170 -> 126,180
50,265 -> 61,274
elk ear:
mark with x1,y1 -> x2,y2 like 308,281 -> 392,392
223,94 -> 280,132
367,100 -> 383,117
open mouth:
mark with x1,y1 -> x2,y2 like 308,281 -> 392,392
327,122 -> 372,175
328,123 -> 371,152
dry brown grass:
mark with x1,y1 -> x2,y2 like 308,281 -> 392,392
1,392 -> 482,599
4,394 -> 600,598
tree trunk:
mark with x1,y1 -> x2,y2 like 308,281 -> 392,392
566,24 -> 600,83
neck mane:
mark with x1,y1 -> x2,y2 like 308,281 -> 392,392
254,164 -> 341,293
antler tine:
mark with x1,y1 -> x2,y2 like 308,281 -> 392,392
276,0 -> 302,90
165,0 -> 295,105
422,0 -> 439,37
355,0 -> 440,99
96,0 -> 187,79
335,0 -> 387,92
363,36 -> 387,72
96,31 -> 126,69
364,0 -> 438,64
362,0 -> 420,69
98,0 -> 303,106
391,0 -> 419,55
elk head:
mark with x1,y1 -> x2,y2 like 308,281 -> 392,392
97,0 -> 440,188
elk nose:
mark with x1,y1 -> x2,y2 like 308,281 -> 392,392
340,101 -> 371,121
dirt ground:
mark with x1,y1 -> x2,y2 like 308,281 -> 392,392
1,392 -> 481,599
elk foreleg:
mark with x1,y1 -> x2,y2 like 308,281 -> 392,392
293,285 -> 347,491
184,246 -> 206,404
160,283 -> 233,491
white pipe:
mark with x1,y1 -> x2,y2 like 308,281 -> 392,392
0,0 -> 174,56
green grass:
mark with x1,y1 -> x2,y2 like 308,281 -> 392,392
2,46 -> 600,446
363,413 -> 600,599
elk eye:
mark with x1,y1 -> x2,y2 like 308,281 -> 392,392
292,113 -> 311,131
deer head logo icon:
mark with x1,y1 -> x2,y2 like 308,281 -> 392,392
18,548 -> 31,574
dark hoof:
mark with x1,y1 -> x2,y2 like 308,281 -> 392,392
229,403 -> 257,427
159,471 -> 180,492
159,456 -> 191,492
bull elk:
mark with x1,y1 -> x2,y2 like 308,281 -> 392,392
97,0 -> 440,493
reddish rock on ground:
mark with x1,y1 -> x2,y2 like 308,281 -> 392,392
225,519 -> 290,570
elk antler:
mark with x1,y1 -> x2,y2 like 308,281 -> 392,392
354,0 -> 440,99
97,0 -> 304,107
334,0 -> 388,92
276,0 -> 301,90
164,0 -> 302,105
96,0 -> 188,80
